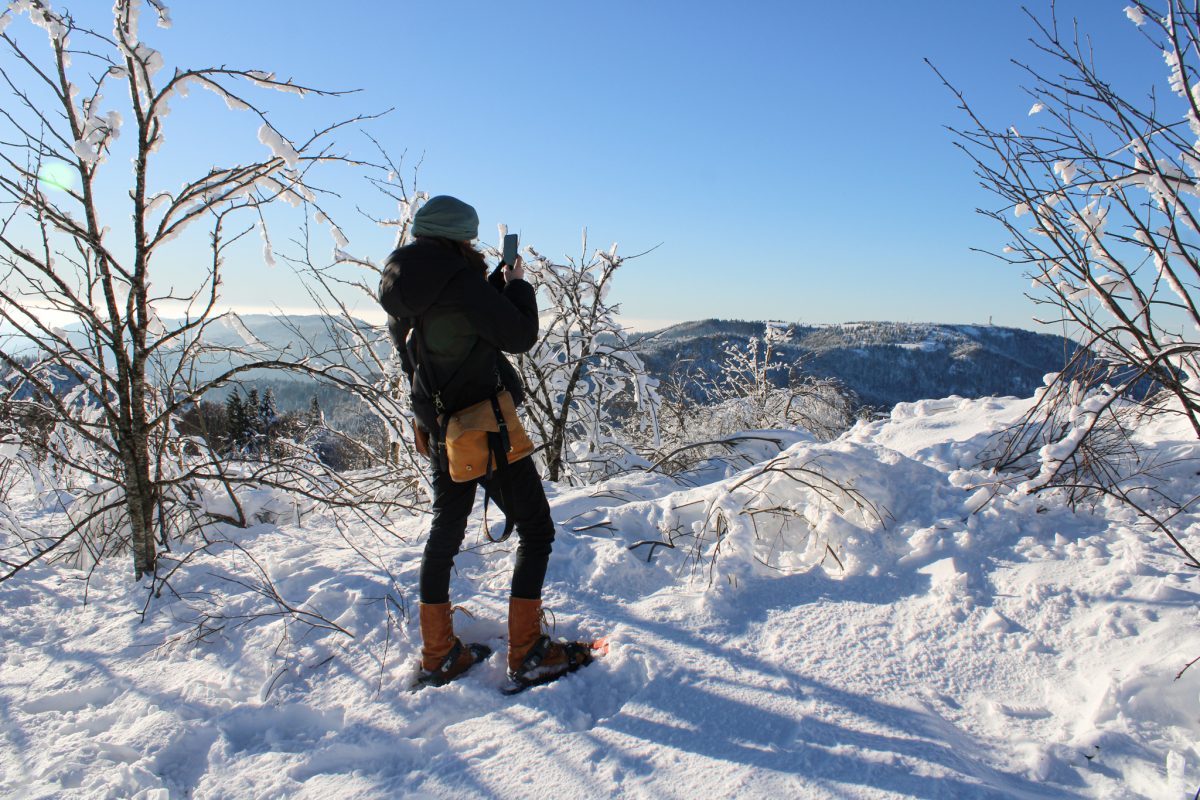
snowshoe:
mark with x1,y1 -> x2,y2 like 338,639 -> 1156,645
501,636 -> 607,695
411,639 -> 492,691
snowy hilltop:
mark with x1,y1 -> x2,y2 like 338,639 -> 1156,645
635,319 -> 1080,408
2,393 -> 1197,799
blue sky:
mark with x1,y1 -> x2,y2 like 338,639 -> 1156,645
5,1 -> 1160,331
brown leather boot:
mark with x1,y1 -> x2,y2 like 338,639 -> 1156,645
415,602 -> 491,688
505,597 -> 595,694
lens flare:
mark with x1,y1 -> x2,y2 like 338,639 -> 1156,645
37,162 -> 76,193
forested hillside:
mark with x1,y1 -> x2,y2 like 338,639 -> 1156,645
637,320 -> 1076,408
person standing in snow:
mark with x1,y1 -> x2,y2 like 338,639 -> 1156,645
377,195 -> 594,691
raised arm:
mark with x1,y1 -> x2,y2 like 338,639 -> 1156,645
458,272 -> 539,354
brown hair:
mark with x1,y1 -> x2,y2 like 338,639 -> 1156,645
419,235 -> 488,276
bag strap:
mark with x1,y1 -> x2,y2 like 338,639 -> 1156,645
482,395 -> 516,543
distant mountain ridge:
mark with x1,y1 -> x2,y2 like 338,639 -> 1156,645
635,319 -> 1077,408
186,316 -> 1080,411
9,315 -> 1074,413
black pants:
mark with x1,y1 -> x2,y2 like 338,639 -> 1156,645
419,454 -> 556,604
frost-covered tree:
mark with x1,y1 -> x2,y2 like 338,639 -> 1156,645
937,2 -> 1200,567
0,1 -> 366,579
646,323 -> 858,475
697,322 -> 857,440
508,231 -> 662,483
286,146 -> 430,487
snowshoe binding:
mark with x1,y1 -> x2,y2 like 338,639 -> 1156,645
411,638 -> 492,691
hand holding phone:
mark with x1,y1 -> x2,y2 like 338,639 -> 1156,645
500,232 -> 524,283
502,233 -> 519,267
503,255 -> 525,283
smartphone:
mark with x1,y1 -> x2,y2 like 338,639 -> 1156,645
502,233 -> 519,267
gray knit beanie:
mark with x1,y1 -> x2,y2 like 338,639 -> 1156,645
411,195 -> 479,241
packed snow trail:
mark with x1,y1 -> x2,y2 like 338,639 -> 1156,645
1,395 -> 1198,798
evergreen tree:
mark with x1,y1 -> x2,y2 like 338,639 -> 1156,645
307,395 -> 324,429
225,392 -> 249,453
259,388 -> 279,453
245,389 -> 262,452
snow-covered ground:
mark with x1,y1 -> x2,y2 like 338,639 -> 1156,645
2,395 -> 1199,799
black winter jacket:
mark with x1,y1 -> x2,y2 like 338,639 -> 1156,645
378,237 -> 538,434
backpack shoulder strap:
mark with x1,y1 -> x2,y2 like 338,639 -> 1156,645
410,318 -> 445,415
411,316 -> 483,416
